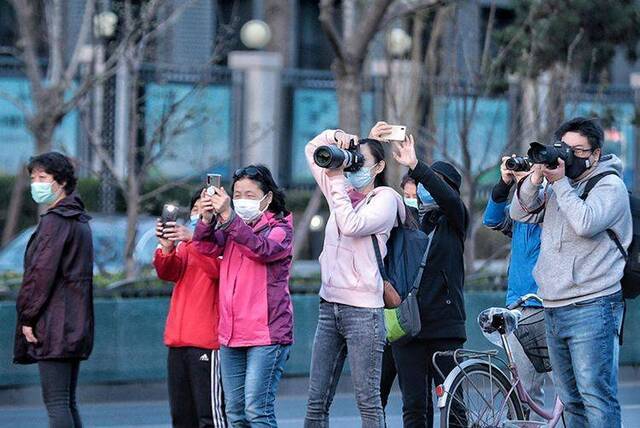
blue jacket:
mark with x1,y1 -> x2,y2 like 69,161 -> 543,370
483,196 -> 542,307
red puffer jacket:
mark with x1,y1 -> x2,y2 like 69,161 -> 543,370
153,241 -> 221,350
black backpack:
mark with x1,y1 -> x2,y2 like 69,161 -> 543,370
580,171 -> 640,299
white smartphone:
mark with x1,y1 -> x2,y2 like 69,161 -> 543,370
384,125 -> 407,141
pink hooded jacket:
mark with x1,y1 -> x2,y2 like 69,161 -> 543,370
306,130 -> 406,308
193,212 -> 293,347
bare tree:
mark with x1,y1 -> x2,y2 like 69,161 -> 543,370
85,0 -> 234,278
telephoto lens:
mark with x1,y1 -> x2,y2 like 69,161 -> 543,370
527,141 -> 573,168
505,156 -> 531,172
313,145 -> 365,172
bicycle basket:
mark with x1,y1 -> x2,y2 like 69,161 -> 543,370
513,309 -> 552,373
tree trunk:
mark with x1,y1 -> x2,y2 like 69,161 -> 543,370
124,183 -> 139,279
2,165 -> 28,246
335,66 -> 362,133
124,62 -> 141,279
294,64 -> 365,260
292,188 -> 323,260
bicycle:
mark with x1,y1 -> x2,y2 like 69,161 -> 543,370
433,294 -> 564,427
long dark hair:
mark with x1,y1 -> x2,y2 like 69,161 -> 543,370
232,164 -> 289,215
359,138 -> 387,188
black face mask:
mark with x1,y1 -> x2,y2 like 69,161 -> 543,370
566,155 -> 593,179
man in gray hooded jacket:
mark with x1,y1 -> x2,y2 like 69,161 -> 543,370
510,117 -> 631,428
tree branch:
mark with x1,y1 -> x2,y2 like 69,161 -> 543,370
351,0 -> 394,59
63,0 -> 96,86
9,0 -> 44,97
318,0 -> 346,62
0,90 -> 31,116
44,0 -> 64,84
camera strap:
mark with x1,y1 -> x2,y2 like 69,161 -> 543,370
515,176 -> 547,215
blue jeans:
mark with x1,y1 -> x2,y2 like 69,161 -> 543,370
219,344 -> 290,427
544,291 -> 624,428
305,300 -> 386,428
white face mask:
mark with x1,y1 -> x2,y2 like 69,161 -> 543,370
233,194 -> 269,223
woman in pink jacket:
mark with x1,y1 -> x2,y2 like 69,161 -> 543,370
304,127 -> 405,427
193,165 -> 293,427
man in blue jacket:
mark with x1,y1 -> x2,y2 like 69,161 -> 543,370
483,156 -> 546,419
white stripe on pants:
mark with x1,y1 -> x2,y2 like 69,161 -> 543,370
211,350 -> 227,427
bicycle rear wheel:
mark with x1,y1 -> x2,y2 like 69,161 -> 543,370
440,362 -> 524,427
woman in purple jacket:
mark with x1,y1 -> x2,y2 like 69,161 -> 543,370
14,152 -> 94,428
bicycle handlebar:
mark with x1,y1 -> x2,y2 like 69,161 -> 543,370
506,293 -> 543,310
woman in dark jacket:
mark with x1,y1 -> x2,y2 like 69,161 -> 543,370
14,152 -> 93,428
388,134 -> 469,428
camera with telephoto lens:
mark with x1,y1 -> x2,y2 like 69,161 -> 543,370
313,140 -> 365,172
505,156 -> 531,172
527,141 -> 574,169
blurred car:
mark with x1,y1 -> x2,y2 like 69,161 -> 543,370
0,215 -> 160,275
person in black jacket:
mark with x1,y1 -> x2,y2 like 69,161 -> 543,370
390,135 -> 468,427
14,152 -> 94,428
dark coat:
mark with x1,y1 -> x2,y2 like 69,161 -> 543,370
14,194 -> 94,364
409,161 -> 469,341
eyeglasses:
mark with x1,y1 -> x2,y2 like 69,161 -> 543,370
233,166 -> 263,180
571,147 -> 594,158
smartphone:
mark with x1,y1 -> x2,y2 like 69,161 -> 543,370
384,125 -> 407,141
206,173 -> 222,196
161,203 -> 179,226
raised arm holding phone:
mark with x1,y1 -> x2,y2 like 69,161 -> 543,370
192,165 -> 294,427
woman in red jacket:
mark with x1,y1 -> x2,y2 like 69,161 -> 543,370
153,188 -> 226,428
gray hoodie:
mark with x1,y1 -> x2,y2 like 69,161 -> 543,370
510,155 -> 632,307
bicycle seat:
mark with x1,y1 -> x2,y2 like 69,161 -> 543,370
478,307 -> 521,347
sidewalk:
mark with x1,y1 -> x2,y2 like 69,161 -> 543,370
2,369 -> 640,427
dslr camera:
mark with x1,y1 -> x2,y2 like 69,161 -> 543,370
505,156 -> 531,172
313,139 -> 364,172
527,141 -> 574,169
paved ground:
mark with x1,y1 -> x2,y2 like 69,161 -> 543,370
2,373 -> 640,427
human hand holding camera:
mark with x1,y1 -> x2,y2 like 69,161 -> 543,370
369,121 -> 393,140
542,159 -> 566,183
333,130 -> 358,150
209,187 -> 232,223
155,219 -> 174,253
392,134 -> 418,170
500,156 -> 516,184
326,130 -> 358,177
199,189 -> 216,224
163,223 -> 193,243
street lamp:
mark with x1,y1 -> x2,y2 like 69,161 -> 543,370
386,28 -> 412,57
93,10 -> 118,214
94,11 -> 118,39
240,19 -> 272,50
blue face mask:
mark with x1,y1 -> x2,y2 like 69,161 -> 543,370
345,165 -> 375,190
31,182 -> 58,205
417,183 -> 435,205
189,215 -> 199,229
404,197 -> 418,209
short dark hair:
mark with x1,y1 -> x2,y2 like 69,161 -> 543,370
27,152 -> 77,194
554,117 -> 604,150
400,174 -> 415,189
190,186 -> 206,211
232,164 -> 289,215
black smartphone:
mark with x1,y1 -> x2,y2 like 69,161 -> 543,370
160,204 -> 179,236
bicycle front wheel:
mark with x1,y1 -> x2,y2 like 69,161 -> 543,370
440,362 -> 524,427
